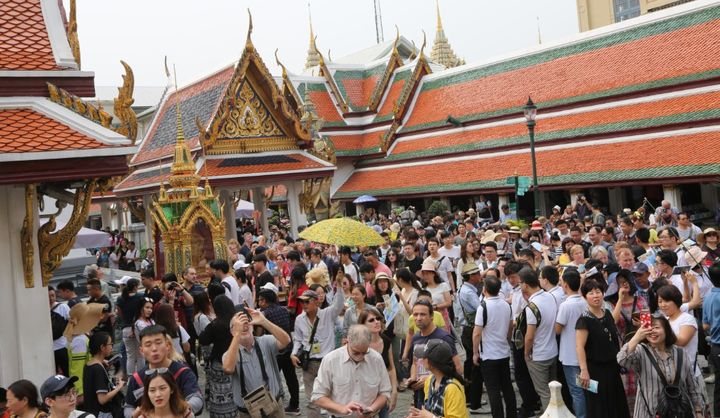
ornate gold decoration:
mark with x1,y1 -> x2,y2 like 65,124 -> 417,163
275,49 -> 302,116
67,0 -> 81,69
47,83 -> 113,128
369,26 -> 404,112
311,136 -> 336,165
300,177 -> 332,221
169,100 -> 201,191
21,184 -> 36,288
125,198 -> 146,223
201,22 -> 311,154
317,50 -> 349,114
38,180 -> 97,286
304,6 -> 320,70
114,61 -> 138,143
431,0 -> 465,68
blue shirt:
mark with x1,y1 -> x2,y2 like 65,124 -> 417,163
457,282 -> 481,327
702,288 -> 720,344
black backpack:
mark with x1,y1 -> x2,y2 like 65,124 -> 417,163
50,304 -> 68,340
512,302 -> 541,350
640,344 -> 693,418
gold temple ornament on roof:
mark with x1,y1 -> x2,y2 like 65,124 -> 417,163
431,0 -> 464,68
67,0 -> 80,69
21,183 -> 36,288
114,61 -> 138,144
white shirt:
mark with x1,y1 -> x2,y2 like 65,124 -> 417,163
222,275 -> 242,305
548,285 -> 566,305
475,296 -> 512,360
293,289 -> 345,358
499,278 -> 512,300
125,248 -> 140,270
526,290 -> 559,361
171,325 -> 190,354
239,284 -> 254,309
555,295 -> 587,366
438,245 -> 461,262
428,282 -> 451,307
426,255 -> 454,284
668,274 -> 686,299
343,260 -> 360,285
51,302 -> 70,350
511,286 -> 527,321
669,312 -> 699,376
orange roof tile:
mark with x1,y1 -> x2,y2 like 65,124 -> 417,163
340,75 -> 380,109
337,132 -> 720,196
404,18 -> 720,130
309,89 -> 343,123
0,108 -> 110,153
200,154 -> 330,177
328,130 -> 386,152
376,76 -> 406,118
0,0 -> 65,70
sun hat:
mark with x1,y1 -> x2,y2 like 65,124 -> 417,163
64,302 -> 104,340
421,258 -> 437,272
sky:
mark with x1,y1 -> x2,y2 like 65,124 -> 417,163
69,0 -> 580,89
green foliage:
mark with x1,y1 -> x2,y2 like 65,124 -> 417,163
506,219 -> 529,230
427,200 -> 449,217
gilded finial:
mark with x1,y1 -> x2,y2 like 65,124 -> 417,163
420,30 -> 427,57
327,49 -> 332,62
275,49 -> 288,77
164,56 -> 170,78
304,2 -> 321,70
247,9 -> 253,42
435,0 -> 443,31
67,0 -> 81,69
431,0 -> 463,68
393,25 -> 400,51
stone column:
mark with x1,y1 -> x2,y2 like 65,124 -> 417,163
608,187 -> 625,216
142,195 -> 154,249
663,184 -> 682,211
537,191 -> 548,217
219,189 -> 237,243
0,185 -> 54,386
569,190 -> 583,207
252,187 -> 270,238
700,184 -> 719,215
285,181 -> 308,239
498,193 -> 510,209
100,202 -> 112,230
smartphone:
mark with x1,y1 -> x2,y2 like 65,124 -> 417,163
672,266 -> 691,276
640,312 -> 651,328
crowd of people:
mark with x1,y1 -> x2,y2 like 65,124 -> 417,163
1,196 -> 719,418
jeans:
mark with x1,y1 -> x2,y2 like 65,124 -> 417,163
461,326 -> 484,408
122,327 -> 143,375
711,344 -> 720,417
378,405 -> 389,418
481,357 -> 517,418
277,351 -> 299,409
563,365 -> 586,418
525,356 -> 557,412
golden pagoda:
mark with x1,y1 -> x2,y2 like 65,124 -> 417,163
304,11 -> 321,70
431,0 -> 465,68
150,100 -> 226,278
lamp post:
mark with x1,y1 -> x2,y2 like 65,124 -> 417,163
523,96 -> 541,218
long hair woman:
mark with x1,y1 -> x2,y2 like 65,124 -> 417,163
420,259 -> 453,333
6,380 -> 45,418
617,314 -> 704,418
116,278 -> 144,374
385,248 -> 402,276
134,298 -> 156,345
193,291 -> 214,366
406,339 -> 467,418
198,295 -> 237,418
359,307 -> 398,417
138,370 -> 192,418
154,304 -> 190,358
456,241 -> 479,284
343,284 -> 367,339
83,332 -> 125,418
576,280 -> 629,418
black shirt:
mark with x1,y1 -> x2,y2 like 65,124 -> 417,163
255,271 -> 274,296
198,319 -> 234,363
116,293 -> 143,328
144,286 -> 163,304
401,257 -> 422,277
82,363 -> 113,416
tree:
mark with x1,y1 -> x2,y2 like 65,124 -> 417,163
427,200 -> 449,218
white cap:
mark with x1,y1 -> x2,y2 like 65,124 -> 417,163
412,220 -> 422,228
113,275 -> 132,285
260,282 -> 279,294
233,259 -> 249,270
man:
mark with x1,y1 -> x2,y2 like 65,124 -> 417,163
158,279 -> 194,331
701,261 -> 720,417
86,278 -> 114,337
632,216 -> 658,245
252,254 -> 274,299
472,276 -> 515,418
312,325 -> 391,417
454,223 -> 468,246
677,212 -> 702,241
520,267 -> 558,412
377,232 -> 391,263
631,262 -> 652,304
257,286 -> 299,415
407,300 -> 461,407
591,203 -> 605,226
439,230 -> 461,261
400,242 -> 423,279
479,241 -> 499,271
363,250 -> 392,277
49,286 -> 70,376
498,204 -> 516,225
655,200 -> 679,230
618,217 -> 636,245
291,281 -> 345,418
210,259 -> 242,305
140,248 -> 155,273
587,226 -> 608,256
574,196 -> 590,220
656,249 -> 686,297
457,263 -> 484,412
540,266 -> 565,305
124,241 -> 140,272
703,228 -> 720,264
554,269 -> 587,418
182,266 -> 205,294
308,248 -> 328,272
240,231 -> 254,258
424,237 -> 455,292
222,305 -> 291,418
554,220 -> 570,241
658,227 -> 688,267
140,269 -> 162,303
85,265 -> 111,302
57,280 -> 82,308
339,246 -> 361,284
124,325 -> 203,418
569,226 -> 591,257
40,375 -> 95,418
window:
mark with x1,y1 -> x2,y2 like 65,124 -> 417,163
613,0 -> 641,22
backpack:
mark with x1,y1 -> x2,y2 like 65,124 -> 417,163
640,345 -> 693,418
512,302 -> 541,350
50,304 -> 68,341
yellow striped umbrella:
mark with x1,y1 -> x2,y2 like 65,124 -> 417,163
299,217 -> 385,247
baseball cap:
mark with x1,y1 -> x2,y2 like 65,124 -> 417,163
297,289 -> 319,300
40,375 -> 78,400
631,262 -> 649,275
413,339 -> 453,364
233,258 -> 249,270
412,220 -> 422,229
260,282 -> 279,294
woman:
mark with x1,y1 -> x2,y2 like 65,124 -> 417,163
617,315 -> 704,418
385,249 -> 402,276
193,292 -> 214,366
420,260 -> 452,333
116,278 -> 143,374
226,239 -> 241,265
406,339 -> 467,418
134,298 -> 156,345
576,279 -> 629,418
83,332 -> 125,418
456,241 -> 480,286
138,371 -> 193,418
6,380 -> 45,418
395,268 -> 422,390
309,284 -> 329,309
557,238 -> 575,265
359,308 -> 398,417
108,247 -> 121,270
343,285 -> 368,338
198,295 -> 237,418
287,266 -> 309,319
568,245 -> 587,269
154,304 -> 190,358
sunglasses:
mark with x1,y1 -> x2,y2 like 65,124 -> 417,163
366,317 -> 383,323
144,367 -> 171,379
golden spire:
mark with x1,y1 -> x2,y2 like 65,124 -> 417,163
430,0 -> 464,68
304,3 -> 321,70
168,68 -> 200,193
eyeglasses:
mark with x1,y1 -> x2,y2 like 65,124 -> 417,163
55,389 -> 78,401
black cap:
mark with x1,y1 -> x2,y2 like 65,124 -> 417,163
413,339 -> 453,364
40,375 -> 78,400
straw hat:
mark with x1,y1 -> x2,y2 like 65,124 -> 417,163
684,246 -> 708,269
480,230 -> 501,244
508,226 -> 521,234
305,266 -> 329,287
372,272 -> 396,288
421,258 -> 437,272
64,302 -> 105,340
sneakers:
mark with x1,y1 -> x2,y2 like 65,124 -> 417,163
284,406 -> 301,416
704,374 -> 715,384
468,406 -> 490,415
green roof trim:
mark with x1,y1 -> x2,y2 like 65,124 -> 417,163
333,164 -> 720,199
420,6 -> 719,93
401,68 -> 720,133
302,82 -> 347,127
371,68 -> 414,123
336,146 -> 382,157
361,108 -> 720,165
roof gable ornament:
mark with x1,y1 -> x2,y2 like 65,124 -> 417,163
430,0 -> 464,69
368,25 -> 404,112
275,49 -> 303,116
304,4 -> 321,70
67,0 -> 81,69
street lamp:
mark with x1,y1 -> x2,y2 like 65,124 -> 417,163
523,96 -> 541,218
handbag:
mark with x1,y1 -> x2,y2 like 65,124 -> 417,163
639,345 -> 693,418
239,340 -> 282,418
298,317 -> 319,371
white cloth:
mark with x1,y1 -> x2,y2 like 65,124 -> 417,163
239,284 -> 254,309
427,282 -> 451,307
548,285 -> 566,305
52,302 -> 70,350
425,255 -> 454,284
526,290 -> 558,362
510,286 -> 527,321
222,275 -> 242,305
343,261 -> 360,285
474,296 -> 512,360
669,312 -> 700,376
293,289 -> 345,358
669,274 -> 686,299
171,325 -> 190,354
555,295 -> 587,366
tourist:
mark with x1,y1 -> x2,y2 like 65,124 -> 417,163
134,298 -> 155,347
136,371 -> 193,418
6,380 -> 46,418
49,286 -> 71,376
116,278 -> 143,375
57,281 -> 82,308
86,279 -> 114,337
456,263 -> 484,412
702,261 -> 720,416
209,260 -> 241,305
83,332 -> 124,418
343,284 -> 367,337
420,259 -> 453,333
154,304 -> 190,359
358,308 -> 398,417
197,296 -> 236,418
140,270 -> 162,304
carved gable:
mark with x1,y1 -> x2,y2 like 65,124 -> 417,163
218,79 -> 285,139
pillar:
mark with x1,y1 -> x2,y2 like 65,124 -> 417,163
0,185 -> 54,386
498,193 -> 510,209
100,202 -> 112,230
608,187 -> 625,216
700,184 -> 719,215
569,190 -> 582,207
252,187 -> 270,238
142,195 -> 154,249
355,204 -> 363,217
537,191 -> 548,217
285,181 -> 308,239
219,189 -> 237,243
663,184 -> 682,211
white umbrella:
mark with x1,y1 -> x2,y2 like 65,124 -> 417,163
235,199 -> 273,218
50,220 -> 112,249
